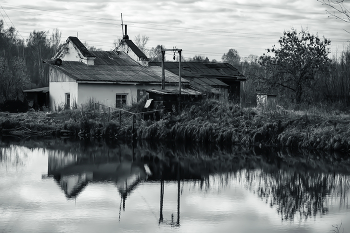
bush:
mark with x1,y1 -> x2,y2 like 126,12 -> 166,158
0,99 -> 28,113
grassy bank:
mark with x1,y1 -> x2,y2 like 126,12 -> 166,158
1,99 -> 350,153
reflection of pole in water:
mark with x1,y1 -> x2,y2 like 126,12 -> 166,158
119,196 -> 122,222
177,163 -> 180,226
159,178 -> 164,224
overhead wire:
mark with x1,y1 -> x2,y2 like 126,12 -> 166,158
3,3 -> 346,39
1,3 -> 347,59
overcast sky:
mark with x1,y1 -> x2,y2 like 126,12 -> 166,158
1,0 -> 349,61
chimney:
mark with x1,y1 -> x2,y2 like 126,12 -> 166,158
123,25 -> 129,40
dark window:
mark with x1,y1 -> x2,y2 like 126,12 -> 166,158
116,94 -> 127,108
65,93 -> 70,109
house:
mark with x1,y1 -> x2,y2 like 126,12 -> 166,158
46,36 -> 188,110
148,62 -> 246,104
118,25 -> 149,66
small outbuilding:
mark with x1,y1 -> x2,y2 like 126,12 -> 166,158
256,92 -> 277,110
23,86 -> 49,110
145,88 -> 203,112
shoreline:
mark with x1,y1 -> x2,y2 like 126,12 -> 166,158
1,100 -> 350,153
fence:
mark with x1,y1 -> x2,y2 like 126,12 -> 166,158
82,102 -> 163,137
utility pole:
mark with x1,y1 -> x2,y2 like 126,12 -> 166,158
161,46 -> 165,90
161,48 -> 183,92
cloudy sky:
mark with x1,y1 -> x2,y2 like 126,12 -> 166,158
0,0 -> 349,61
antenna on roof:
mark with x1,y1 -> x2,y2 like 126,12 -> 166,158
121,13 -> 124,37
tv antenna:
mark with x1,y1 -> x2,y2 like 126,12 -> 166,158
121,13 -> 124,37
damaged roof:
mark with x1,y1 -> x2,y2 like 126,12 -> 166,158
46,51 -> 188,84
146,88 -> 202,95
149,62 -> 246,80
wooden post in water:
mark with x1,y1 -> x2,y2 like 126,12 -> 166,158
132,114 -> 135,138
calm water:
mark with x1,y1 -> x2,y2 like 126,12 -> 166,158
1,138 -> 350,233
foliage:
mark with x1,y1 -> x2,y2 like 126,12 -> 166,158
0,99 -> 28,113
134,34 -> 149,55
148,45 -> 164,62
259,28 -> 331,104
0,20 -> 63,102
222,48 -> 241,67
187,55 -> 210,62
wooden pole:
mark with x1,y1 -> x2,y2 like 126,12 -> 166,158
132,114 -> 135,138
178,50 -> 182,95
178,50 -> 182,112
119,110 -> 122,126
161,46 -> 165,90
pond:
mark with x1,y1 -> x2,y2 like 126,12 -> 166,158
0,137 -> 350,233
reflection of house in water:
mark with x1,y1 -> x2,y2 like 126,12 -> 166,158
46,151 -> 206,227
49,161 -> 151,199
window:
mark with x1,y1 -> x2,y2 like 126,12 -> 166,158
116,94 -> 127,108
65,93 -> 70,109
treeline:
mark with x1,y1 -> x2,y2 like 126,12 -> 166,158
1,21 -> 350,109
0,20 -> 61,102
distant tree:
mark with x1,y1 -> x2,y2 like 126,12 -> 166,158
188,55 -> 209,62
26,30 -> 53,86
259,28 -> 331,104
318,0 -> 350,27
211,59 -> 217,63
0,56 -> 30,101
134,34 -> 149,54
83,41 -> 102,51
49,28 -> 62,55
222,49 -> 240,67
149,45 -> 164,62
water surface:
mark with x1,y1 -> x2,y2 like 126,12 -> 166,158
1,138 -> 350,233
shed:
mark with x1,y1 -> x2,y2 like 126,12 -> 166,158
23,86 -> 49,110
145,88 -> 203,112
148,62 -> 246,103
256,92 -> 277,110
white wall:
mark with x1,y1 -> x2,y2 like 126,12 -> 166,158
78,83 -> 138,107
58,40 -> 93,65
77,83 -> 176,108
50,82 -> 78,110
49,67 -> 78,110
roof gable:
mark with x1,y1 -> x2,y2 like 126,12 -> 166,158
68,36 -> 95,58
123,39 -> 148,60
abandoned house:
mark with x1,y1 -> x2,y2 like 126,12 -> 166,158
148,62 -> 246,104
45,36 -> 188,110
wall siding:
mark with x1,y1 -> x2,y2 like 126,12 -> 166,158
77,83 -> 176,108
50,82 -> 78,110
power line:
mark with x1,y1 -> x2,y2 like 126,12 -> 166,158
0,3 -> 330,39
2,4 -> 348,42
1,4 -> 348,59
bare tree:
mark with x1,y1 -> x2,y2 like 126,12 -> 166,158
134,34 -> 149,54
318,0 -> 350,31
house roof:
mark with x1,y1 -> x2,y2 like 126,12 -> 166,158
123,39 -> 148,60
23,87 -> 49,93
68,36 -> 96,58
149,62 -> 246,80
146,88 -> 202,95
46,51 -> 189,84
